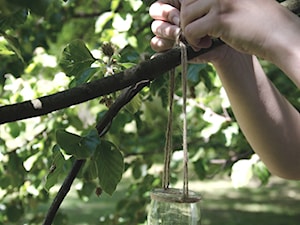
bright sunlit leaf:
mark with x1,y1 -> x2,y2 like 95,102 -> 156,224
95,11 -> 114,33
112,13 -> 132,32
231,159 -> 253,188
110,0 -> 121,12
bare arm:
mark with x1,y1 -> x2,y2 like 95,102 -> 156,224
149,0 -> 300,179
214,49 -> 300,179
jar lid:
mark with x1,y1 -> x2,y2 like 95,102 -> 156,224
150,188 -> 201,203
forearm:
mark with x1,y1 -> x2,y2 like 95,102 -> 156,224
266,2 -> 300,88
149,0 -> 300,179
214,52 -> 300,179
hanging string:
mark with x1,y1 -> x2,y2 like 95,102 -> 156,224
178,35 -> 189,197
162,69 -> 175,189
162,30 -> 189,198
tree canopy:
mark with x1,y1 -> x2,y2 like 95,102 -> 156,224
0,0 -> 299,224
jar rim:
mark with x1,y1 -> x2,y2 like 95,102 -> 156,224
150,188 -> 201,203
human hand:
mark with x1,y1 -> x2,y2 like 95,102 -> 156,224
180,0 -> 300,63
149,0 -> 232,64
149,0 -> 181,52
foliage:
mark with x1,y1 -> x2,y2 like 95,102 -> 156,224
0,0 -> 299,224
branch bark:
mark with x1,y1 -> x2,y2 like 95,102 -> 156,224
43,159 -> 85,225
0,39 -> 223,124
0,0 -> 298,125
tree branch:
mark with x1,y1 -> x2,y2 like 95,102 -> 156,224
43,159 -> 85,225
0,39 -> 224,125
0,0 -> 298,125
42,79 -> 151,225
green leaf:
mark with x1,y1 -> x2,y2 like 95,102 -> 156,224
187,64 -> 206,84
82,129 -> 102,152
193,159 -> 207,180
6,152 -> 26,187
253,161 -> 270,185
111,0 -> 121,12
200,66 -> 218,91
0,9 -> 28,30
0,32 -> 25,62
81,159 -> 98,181
56,129 -> 100,159
124,94 -> 141,114
7,122 -> 25,138
6,201 -> 24,222
9,0 -> 51,16
69,67 -> 98,88
95,140 -> 124,195
3,33 -> 25,62
128,0 -> 143,11
0,39 -> 14,55
112,13 -> 133,32
132,159 -> 143,180
95,11 -> 114,33
59,39 -> 96,77
119,62 -> 136,69
45,145 -> 66,191
77,181 -> 97,200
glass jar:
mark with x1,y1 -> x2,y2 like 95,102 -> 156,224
147,188 -> 201,225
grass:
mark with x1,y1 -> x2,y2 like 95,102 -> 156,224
55,175 -> 300,225
193,178 -> 300,225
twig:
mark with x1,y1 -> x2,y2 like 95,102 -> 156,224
42,80 -> 150,225
43,160 -> 85,225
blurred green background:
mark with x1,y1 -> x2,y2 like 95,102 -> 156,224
0,0 -> 299,224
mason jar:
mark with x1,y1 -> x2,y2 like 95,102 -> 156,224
147,188 -> 201,225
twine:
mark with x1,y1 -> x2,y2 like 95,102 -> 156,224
162,69 -> 175,189
162,30 -> 189,198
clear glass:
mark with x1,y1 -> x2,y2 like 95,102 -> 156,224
147,188 -> 201,225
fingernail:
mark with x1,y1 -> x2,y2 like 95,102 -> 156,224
173,16 -> 180,26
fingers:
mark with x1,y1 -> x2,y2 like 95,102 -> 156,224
181,0 -> 218,50
158,0 -> 181,9
151,20 -> 180,40
150,21 -> 180,51
184,15 -> 217,50
150,36 -> 175,52
180,0 -> 211,28
150,21 -> 179,52
150,1 -> 181,52
149,0 -> 214,52
149,1 -> 180,26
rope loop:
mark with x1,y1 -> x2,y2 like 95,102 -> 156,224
162,29 -> 189,197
